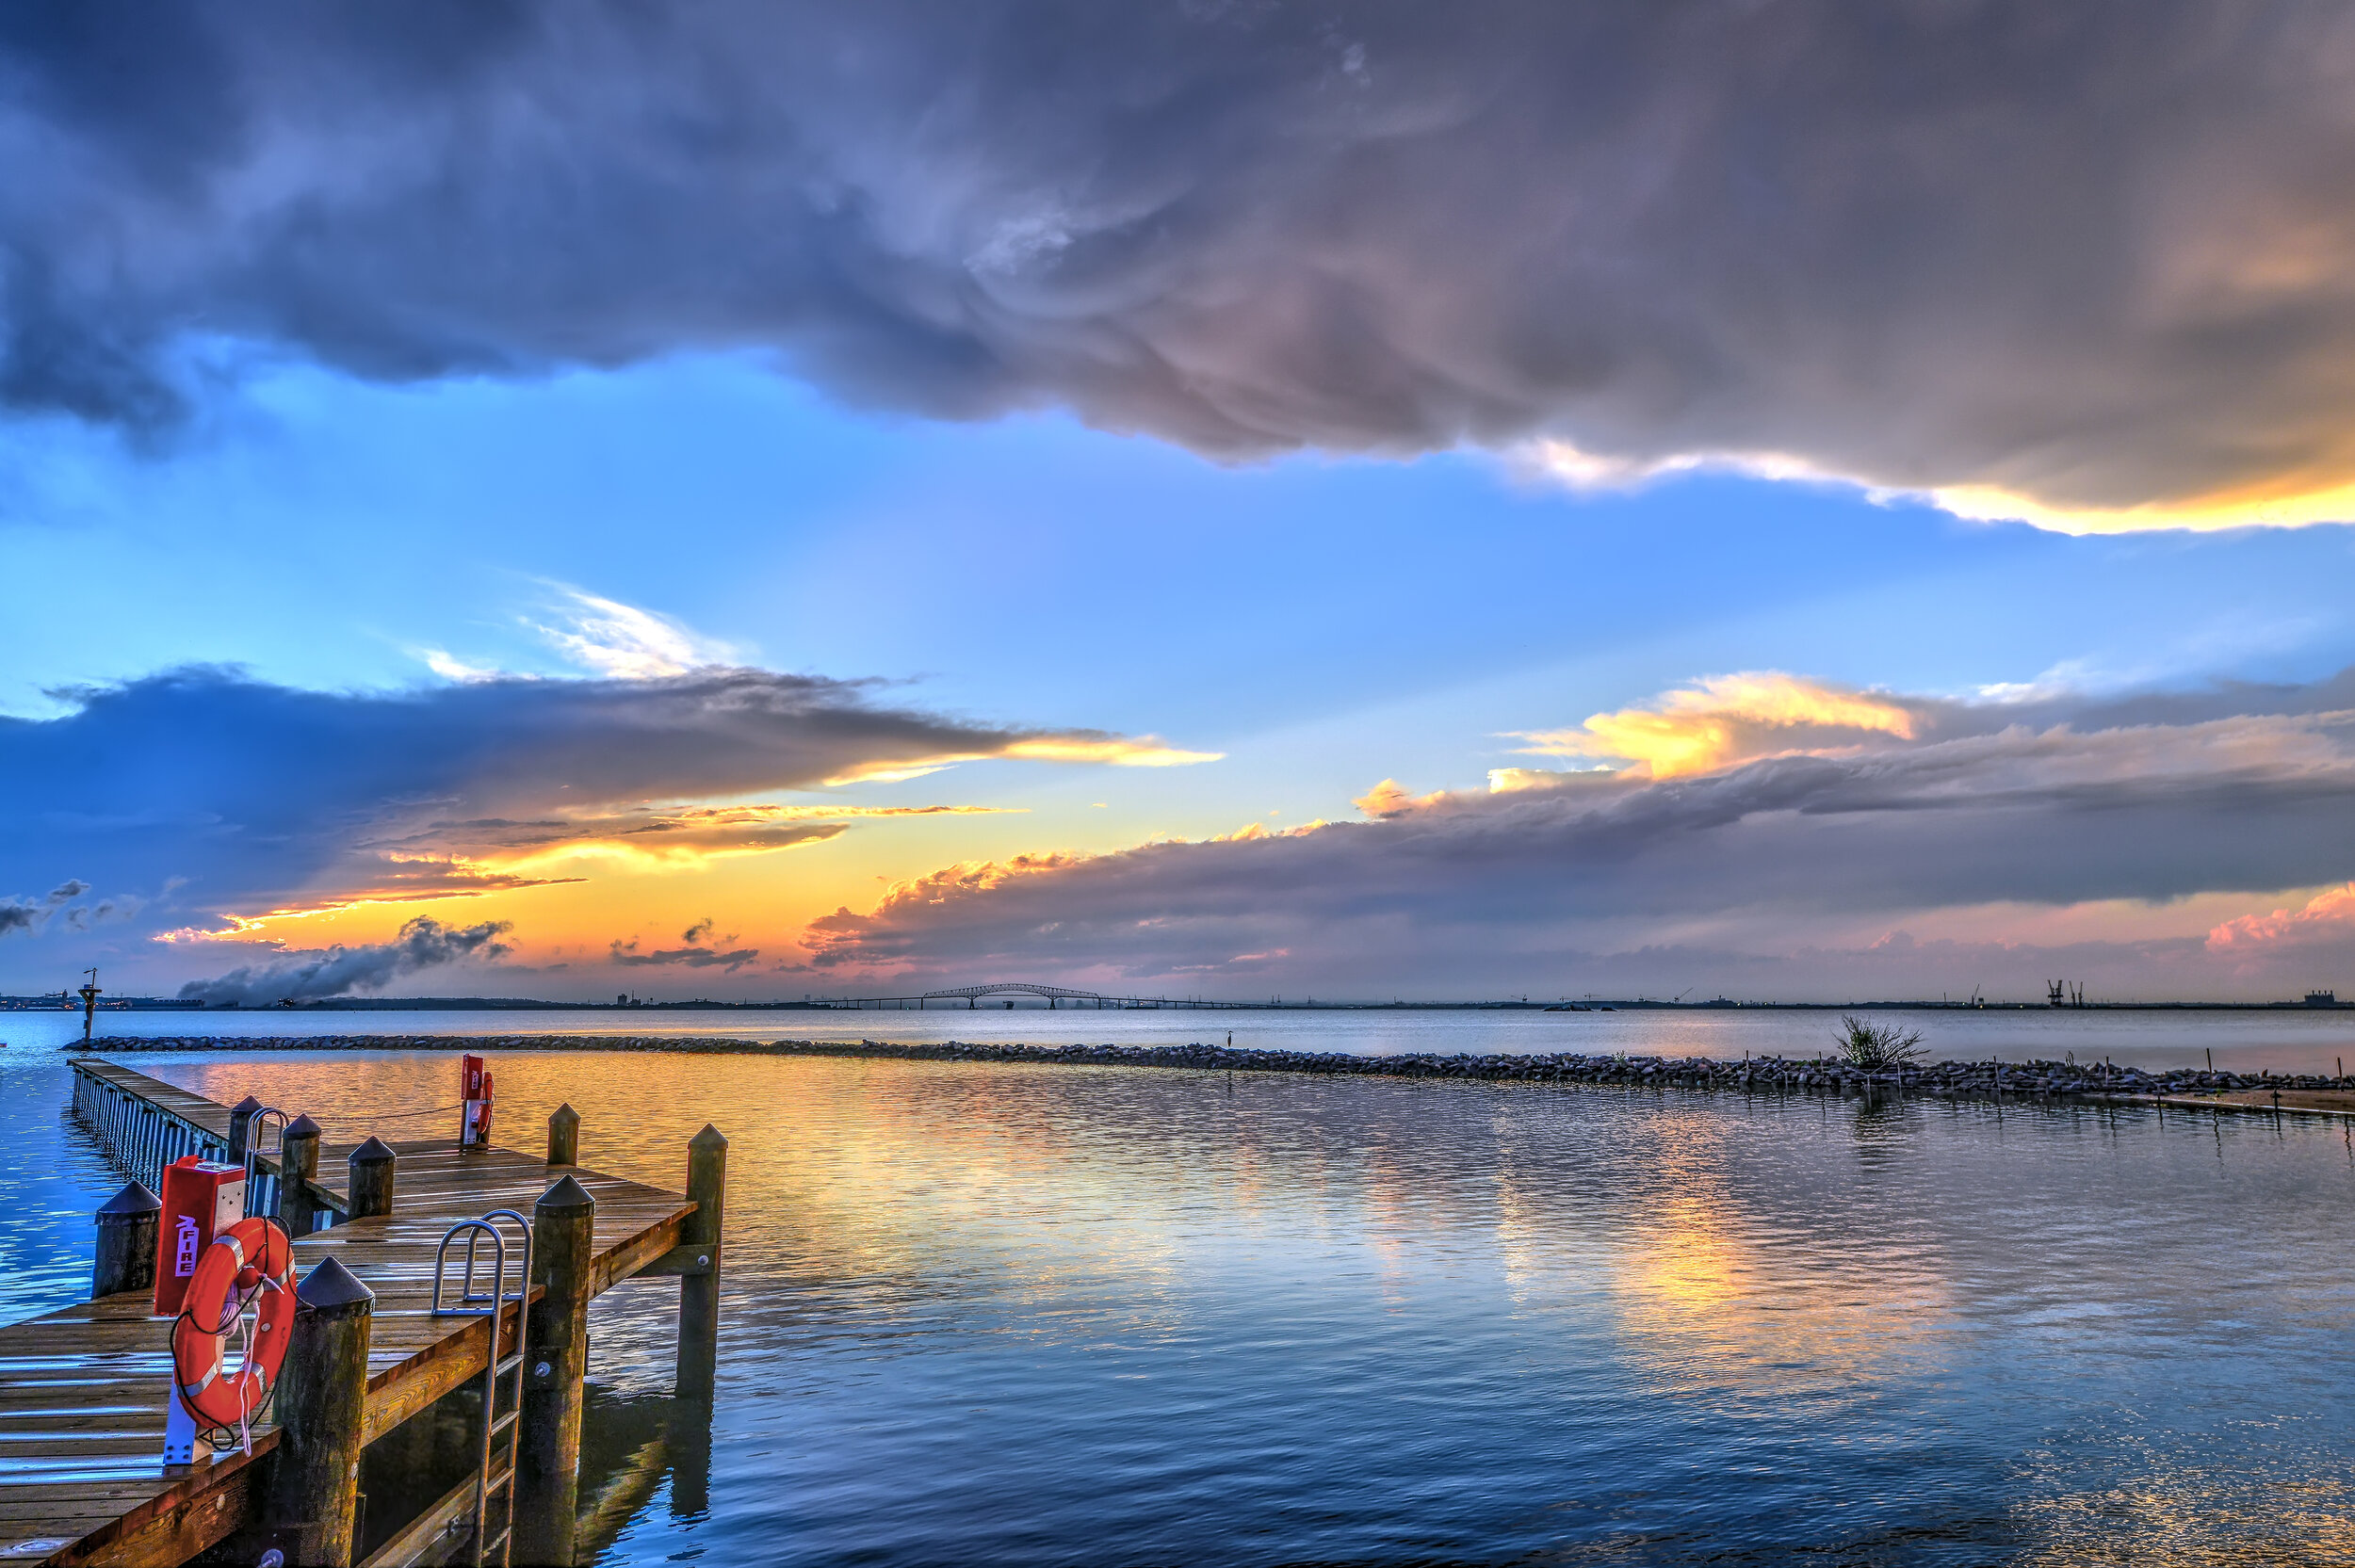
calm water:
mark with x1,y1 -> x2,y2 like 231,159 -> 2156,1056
7,1014 -> 2355,1562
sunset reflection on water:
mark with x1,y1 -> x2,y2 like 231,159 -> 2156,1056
9,1043 -> 2355,1563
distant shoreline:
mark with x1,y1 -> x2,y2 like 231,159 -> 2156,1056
22,996 -> 2355,1014
72,1033 -> 2355,1108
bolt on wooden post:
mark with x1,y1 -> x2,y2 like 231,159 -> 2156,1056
547,1103 -> 579,1166
91,1181 -> 159,1298
677,1124 -> 727,1403
517,1173 -> 594,1568
347,1135 -> 397,1219
265,1256 -> 375,1568
279,1114 -> 323,1237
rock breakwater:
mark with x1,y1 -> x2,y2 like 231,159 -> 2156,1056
81,1033 -> 2351,1100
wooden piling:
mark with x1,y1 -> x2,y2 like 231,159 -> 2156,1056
280,1113 -> 323,1237
227,1094 -> 263,1162
347,1135 -> 397,1219
676,1124 -> 727,1403
670,1398 -> 713,1521
91,1180 -> 159,1298
265,1256 -> 375,1568
517,1173 -> 595,1567
548,1102 -> 580,1166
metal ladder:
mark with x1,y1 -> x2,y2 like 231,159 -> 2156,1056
430,1209 -> 533,1568
241,1107 -> 288,1218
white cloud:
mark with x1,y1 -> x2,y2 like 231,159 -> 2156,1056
528,586 -> 732,679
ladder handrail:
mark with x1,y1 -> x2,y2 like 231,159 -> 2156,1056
242,1107 -> 289,1218
450,1208 -> 531,1310
430,1209 -> 533,1568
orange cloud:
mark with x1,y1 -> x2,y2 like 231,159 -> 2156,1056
153,858 -> 585,940
1514,671 -> 1919,778
823,736 -> 1221,785
2206,883 -> 2355,950
363,800 -> 1020,877
1211,818 -> 1330,842
174,800 -> 1023,944
1353,779 -> 1446,817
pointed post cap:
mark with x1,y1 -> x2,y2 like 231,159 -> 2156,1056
97,1180 -> 160,1218
550,1103 -> 579,1124
537,1173 -> 595,1213
295,1254 -> 375,1315
230,1095 -> 264,1115
690,1123 -> 728,1151
284,1113 -> 322,1139
349,1136 -> 396,1164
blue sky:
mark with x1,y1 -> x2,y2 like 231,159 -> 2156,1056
11,4 -> 2355,1002
10,355 -> 2355,1002
12,353 -> 2351,752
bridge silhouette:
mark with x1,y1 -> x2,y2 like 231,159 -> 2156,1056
828,981 -> 1248,1010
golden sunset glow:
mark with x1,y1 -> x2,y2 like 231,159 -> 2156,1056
1516,672 -> 1918,777
1930,478 -> 2355,535
1529,437 -> 2355,536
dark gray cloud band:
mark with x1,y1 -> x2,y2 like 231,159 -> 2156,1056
804,671 -> 2355,995
8,3 -> 2355,515
0,664 -> 1185,939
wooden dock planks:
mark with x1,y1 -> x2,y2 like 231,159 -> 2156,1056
1,1060 -> 694,1567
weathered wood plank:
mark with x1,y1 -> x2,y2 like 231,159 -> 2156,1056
42,1446 -> 270,1568
630,1242 -> 713,1279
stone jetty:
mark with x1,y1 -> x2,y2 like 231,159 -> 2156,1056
83,1032 -> 2353,1101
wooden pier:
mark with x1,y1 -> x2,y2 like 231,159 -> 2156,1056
0,1059 -> 725,1567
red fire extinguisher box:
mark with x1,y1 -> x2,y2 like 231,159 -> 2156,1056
462,1053 -> 494,1147
154,1156 -> 247,1317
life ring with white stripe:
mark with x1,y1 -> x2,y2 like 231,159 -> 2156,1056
170,1216 -> 294,1434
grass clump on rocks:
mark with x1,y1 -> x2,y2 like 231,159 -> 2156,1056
1835,1015 -> 1925,1071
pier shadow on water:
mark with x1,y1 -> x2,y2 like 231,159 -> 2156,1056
344,1385 -> 710,1566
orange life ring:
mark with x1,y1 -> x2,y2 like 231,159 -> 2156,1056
171,1217 -> 294,1434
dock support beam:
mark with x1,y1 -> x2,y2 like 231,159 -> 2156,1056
267,1257 -> 375,1568
518,1174 -> 594,1567
279,1114 -> 322,1237
91,1181 -> 159,1298
677,1124 -> 727,1403
347,1136 -> 396,1219
548,1103 -> 579,1166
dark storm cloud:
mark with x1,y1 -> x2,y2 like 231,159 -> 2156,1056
7,2 -> 2355,513
0,665 -> 1190,933
607,934 -> 760,972
177,915 -> 512,1005
0,877 -> 133,939
803,671 -> 2355,992
606,917 -> 761,971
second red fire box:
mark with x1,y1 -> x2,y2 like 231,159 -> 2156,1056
461,1053 -> 494,1147
154,1156 -> 248,1317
